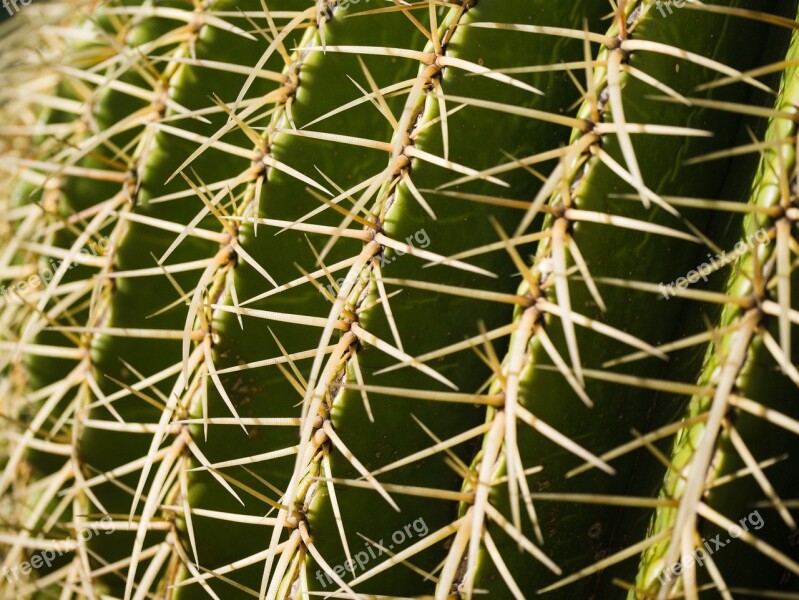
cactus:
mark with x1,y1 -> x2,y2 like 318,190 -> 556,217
1,0 -> 799,598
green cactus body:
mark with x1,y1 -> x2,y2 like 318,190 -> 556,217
1,1 -> 799,599
634,19 -> 799,597
448,2 -> 799,597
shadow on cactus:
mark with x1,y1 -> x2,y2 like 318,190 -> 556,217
1,1 -> 799,598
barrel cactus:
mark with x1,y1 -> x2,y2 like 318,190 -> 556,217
1,0 -> 799,598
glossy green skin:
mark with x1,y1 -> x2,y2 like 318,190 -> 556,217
175,6 -> 428,597
18,2 -> 189,592
3,0 -> 799,598
470,1 -> 798,596
194,1 -> 610,595
75,0 -> 309,594
301,1 -> 609,596
634,26 -> 799,595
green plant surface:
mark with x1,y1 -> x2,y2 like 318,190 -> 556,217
241,1 -> 609,597
1,1 -> 799,599
0,3 -> 197,594
432,1 -> 799,597
633,21 -> 799,597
